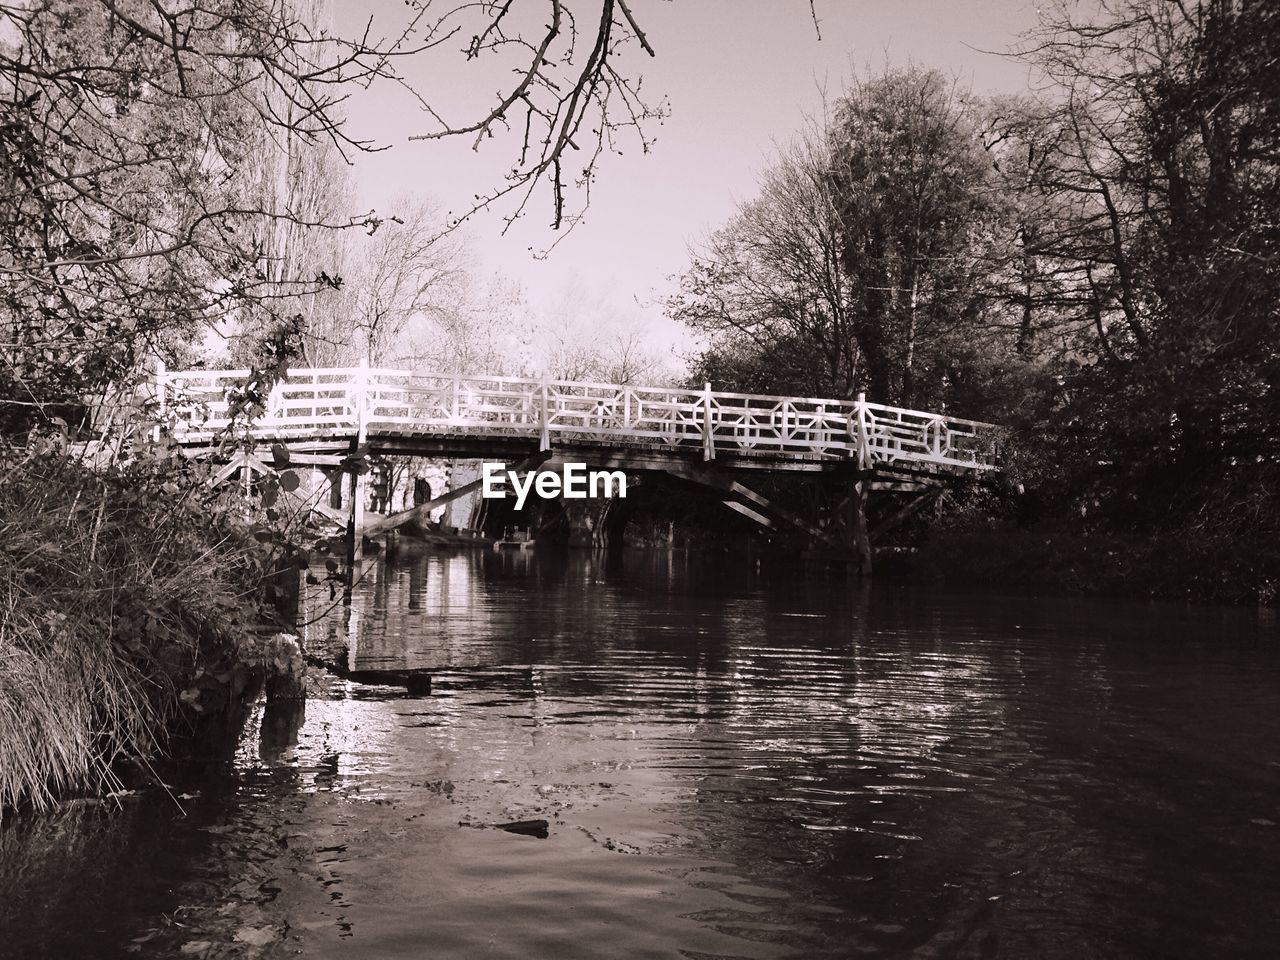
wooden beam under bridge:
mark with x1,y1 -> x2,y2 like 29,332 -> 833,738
662,463 -> 849,553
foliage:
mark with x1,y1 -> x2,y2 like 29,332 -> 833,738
0,0 -> 669,813
1,0 -> 663,432
919,509 -> 1280,606
0,0 -> 368,429
828,68 -> 1007,408
671,4 -> 1280,602
1018,0 -> 1280,520
671,70 -> 1013,410
0,437 -> 280,816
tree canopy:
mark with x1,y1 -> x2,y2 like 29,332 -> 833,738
1,0 -> 662,432
671,1 -> 1280,600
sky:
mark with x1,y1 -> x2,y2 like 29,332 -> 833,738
334,0 -> 1042,362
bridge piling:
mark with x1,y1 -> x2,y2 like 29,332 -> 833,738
848,477 -> 872,576
344,357 -> 370,596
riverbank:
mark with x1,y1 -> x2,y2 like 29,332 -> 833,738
912,515 -> 1279,606
0,446 -> 284,818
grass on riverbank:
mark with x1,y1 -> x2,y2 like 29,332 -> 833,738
0,443 -> 272,817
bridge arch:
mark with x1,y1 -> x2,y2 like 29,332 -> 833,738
152,365 -> 1001,567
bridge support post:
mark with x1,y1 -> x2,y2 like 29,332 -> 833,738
849,476 -> 872,577
344,357 -> 370,601
348,467 -> 365,566
842,394 -> 873,576
702,382 -> 716,461
852,393 -> 872,471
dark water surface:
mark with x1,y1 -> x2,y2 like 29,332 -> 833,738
4,549 -> 1280,959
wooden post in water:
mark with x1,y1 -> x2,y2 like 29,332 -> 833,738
849,477 -> 872,577
443,458 -> 458,529
350,357 -> 369,559
849,393 -> 873,576
344,357 -> 369,602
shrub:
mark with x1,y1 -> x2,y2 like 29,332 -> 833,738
0,439 -> 276,816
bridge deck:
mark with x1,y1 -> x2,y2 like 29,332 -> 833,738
156,366 -> 1000,474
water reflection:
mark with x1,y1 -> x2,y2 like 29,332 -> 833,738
3,549 -> 1280,959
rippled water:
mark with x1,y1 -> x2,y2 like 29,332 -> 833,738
3,549 -> 1280,959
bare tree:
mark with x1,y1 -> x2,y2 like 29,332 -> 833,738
668,119 -> 861,398
1021,1 -> 1279,350
406,0 -> 665,236
601,328 -> 664,384
344,197 -> 472,364
1003,0 -> 1280,523
349,251 -> 528,378
531,279 -> 667,383
0,0 -> 664,430
404,271 -> 527,375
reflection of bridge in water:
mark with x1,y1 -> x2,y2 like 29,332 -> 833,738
158,363 -> 1001,556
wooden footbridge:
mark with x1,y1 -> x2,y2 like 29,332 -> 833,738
154,362 -> 1001,560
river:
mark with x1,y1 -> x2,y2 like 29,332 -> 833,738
2,548 -> 1279,959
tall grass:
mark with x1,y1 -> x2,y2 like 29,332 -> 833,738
0,442 -> 271,817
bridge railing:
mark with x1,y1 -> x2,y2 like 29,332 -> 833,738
155,366 -> 1000,471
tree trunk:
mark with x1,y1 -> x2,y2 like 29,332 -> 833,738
903,272 -> 919,407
